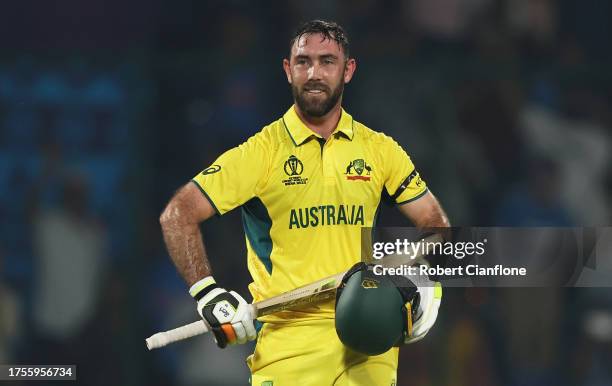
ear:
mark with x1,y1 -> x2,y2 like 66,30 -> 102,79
283,58 -> 292,84
343,58 -> 356,84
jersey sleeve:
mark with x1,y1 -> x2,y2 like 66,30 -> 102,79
192,132 -> 270,215
382,137 -> 428,205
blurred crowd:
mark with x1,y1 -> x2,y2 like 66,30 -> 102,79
1,0 -> 611,385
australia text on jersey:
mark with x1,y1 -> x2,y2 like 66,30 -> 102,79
289,204 -> 365,229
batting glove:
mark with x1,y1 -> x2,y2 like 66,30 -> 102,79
402,269 -> 442,344
189,276 -> 257,348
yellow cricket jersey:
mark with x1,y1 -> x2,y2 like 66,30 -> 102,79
192,105 -> 427,323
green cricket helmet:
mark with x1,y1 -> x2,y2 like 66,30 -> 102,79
335,263 -> 419,355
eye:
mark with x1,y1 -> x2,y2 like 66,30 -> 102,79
323,59 -> 334,65
296,58 -> 308,65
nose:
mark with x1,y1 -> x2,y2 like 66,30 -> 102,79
307,62 -> 323,81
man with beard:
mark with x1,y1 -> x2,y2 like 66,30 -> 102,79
160,20 -> 449,385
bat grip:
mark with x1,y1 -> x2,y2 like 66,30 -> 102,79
145,305 -> 257,350
146,321 -> 209,350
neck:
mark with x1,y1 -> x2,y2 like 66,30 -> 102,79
294,99 -> 343,140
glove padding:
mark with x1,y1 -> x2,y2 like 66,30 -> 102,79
402,265 -> 442,344
191,277 -> 256,348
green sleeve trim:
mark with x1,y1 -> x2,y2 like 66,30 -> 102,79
396,188 -> 429,206
190,180 -> 221,216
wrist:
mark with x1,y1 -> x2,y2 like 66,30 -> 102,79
189,276 -> 218,301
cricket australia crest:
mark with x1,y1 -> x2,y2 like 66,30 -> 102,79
345,158 -> 372,181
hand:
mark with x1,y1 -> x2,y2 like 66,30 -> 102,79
190,277 -> 257,348
380,261 -> 441,345
402,271 -> 442,344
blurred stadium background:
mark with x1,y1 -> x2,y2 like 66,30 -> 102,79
0,0 -> 611,385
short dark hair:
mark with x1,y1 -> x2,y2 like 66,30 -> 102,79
290,20 -> 350,59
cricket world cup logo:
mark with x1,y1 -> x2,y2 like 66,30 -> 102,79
282,155 -> 308,186
284,155 -> 304,176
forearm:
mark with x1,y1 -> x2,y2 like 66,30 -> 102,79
160,204 -> 212,286
397,192 -> 451,241
413,205 -> 450,229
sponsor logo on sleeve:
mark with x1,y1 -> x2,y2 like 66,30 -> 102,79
201,164 -> 221,175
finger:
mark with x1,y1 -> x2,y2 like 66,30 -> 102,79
221,324 -> 237,345
244,318 -> 257,341
229,290 -> 247,303
232,322 -> 247,344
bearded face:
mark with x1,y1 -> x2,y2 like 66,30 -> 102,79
291,76 -> 344,118
284,33 -> 355,119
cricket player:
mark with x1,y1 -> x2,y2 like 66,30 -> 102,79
160,20 -> 450,386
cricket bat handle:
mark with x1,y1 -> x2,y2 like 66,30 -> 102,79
145,304 -> 256,350
145,320 -> 208,350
